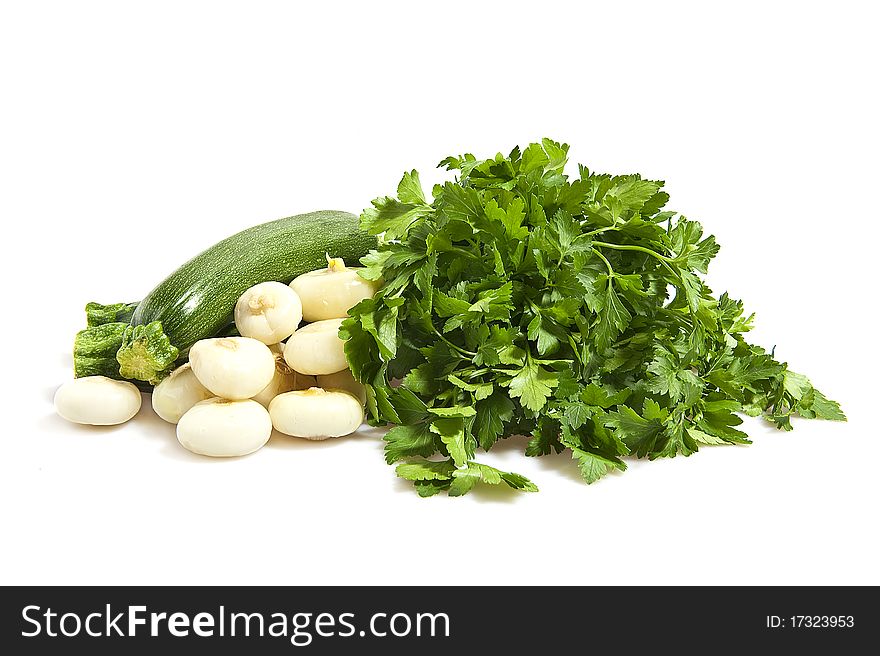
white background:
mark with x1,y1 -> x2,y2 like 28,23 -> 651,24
1,1 -> 877,586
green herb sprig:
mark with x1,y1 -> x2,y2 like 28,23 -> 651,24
343,139 -> 845,496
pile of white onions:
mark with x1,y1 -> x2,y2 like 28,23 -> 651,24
54,256 -> 379,458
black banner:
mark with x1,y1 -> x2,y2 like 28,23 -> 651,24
0,586 -> 873,653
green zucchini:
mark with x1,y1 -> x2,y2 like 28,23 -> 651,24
79,210 -> 376,384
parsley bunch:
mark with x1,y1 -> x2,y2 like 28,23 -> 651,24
342,139 -> 845,496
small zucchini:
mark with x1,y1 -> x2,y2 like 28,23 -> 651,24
77,210 -> 376,384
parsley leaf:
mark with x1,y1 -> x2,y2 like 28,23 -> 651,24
448,462 -> 538,496
430,417 -> 474,467
502,355 -> 559,412
383,423 -> 437,464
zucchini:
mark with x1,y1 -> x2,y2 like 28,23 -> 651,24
79,210 -> 376,384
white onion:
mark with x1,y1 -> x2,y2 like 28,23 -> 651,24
176,398 -> 272,457
282,318 -> 347,375
289,256 -> 379,322
316,368 -> 366,405
251,352 -> 317,408
234,281 -> 303,345
151,363 -> 212,424
189,337 -> 276,400
269,387 -> 364,440
54,376 -> 142,425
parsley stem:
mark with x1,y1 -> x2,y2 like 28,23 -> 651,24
657,258 -> 680,279
592,248 -> 615,277
582,226 -> 617,237
594,242 -> 700,324
429,324 -> 476,357
593,241 -> 672,263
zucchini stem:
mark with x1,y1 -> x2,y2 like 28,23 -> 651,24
116,321 -> 180,385
85,301 -> 138,327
